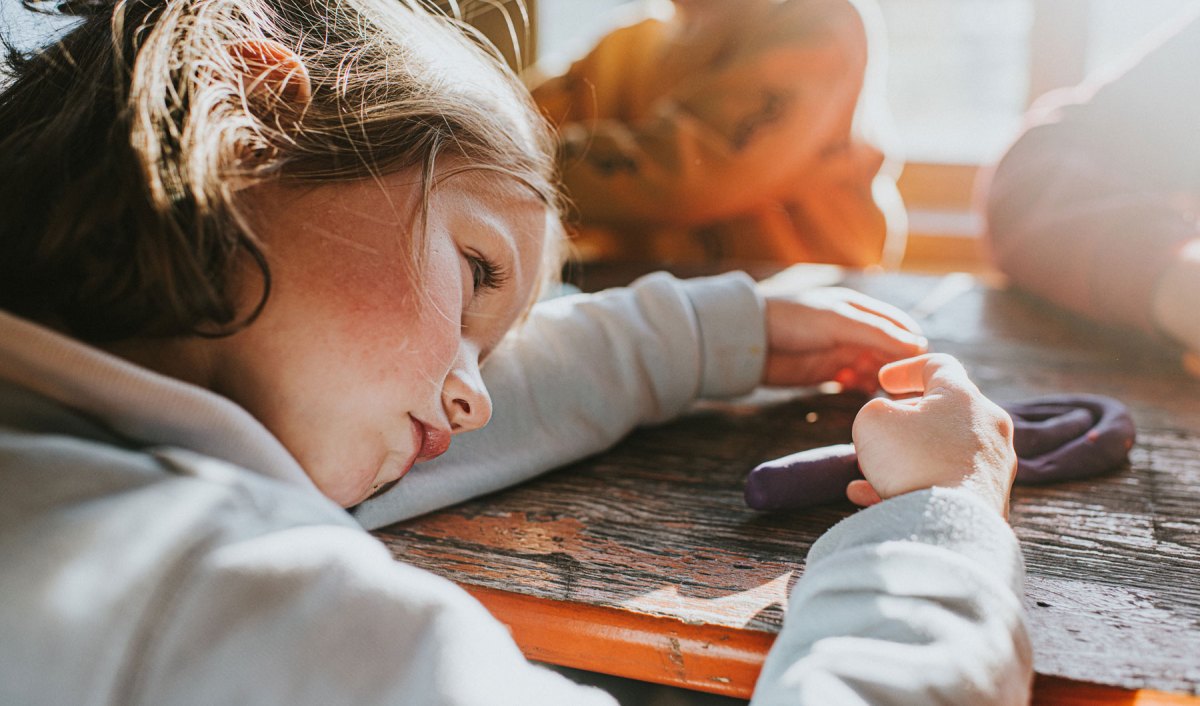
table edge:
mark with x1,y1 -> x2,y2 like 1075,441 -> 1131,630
462,583 -> 1200,704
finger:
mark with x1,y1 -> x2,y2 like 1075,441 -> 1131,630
769,297 -> 927,359
846,351 -> 909,394
766,345 -> 890,388
853,395 -> 919,430
850,351 -> 892,390
878,353 -> 974,396
824,304 -> 929,359
834,367 -> 880,394
834,364 -> 880,393
851,396 -> 919,455
842,290 -> 925,338
846,479 -> 882,506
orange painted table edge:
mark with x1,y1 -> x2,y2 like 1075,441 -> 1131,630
462,584 -> 1200,705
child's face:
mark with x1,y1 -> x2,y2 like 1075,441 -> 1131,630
221,168 -> 548,506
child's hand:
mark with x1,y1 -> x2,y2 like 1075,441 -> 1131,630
848,353 -> 1018,517
761,286 -> 928,392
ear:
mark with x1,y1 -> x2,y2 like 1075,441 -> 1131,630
228,39 -> 312,115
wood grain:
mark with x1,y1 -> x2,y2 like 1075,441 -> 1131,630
375,272 -> 1200,702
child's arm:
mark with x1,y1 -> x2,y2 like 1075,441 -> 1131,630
986,9 -> 1200,340
112,502 -> 620,705
354,271 -> 924,528
751,354 -> 1032,705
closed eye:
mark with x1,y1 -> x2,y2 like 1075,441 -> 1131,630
466,251 -> 508,294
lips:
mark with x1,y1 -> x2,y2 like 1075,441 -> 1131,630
377,417 -> 450,490
363,418 -> 453,503
413,417 -> 452,462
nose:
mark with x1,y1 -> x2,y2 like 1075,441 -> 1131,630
441,347 -> 492,433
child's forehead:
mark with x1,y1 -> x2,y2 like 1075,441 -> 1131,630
428,170 -> 557,237
431,166 -> 549,203
425,168 -> 555,241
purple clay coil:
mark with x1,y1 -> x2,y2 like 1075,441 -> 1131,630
744,394 -> 1136,511
1009,405 -> 1094,457
1005,394 -> 1136,485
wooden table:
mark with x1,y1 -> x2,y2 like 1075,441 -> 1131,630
374,270 -> 1200,704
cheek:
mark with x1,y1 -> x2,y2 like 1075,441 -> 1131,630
332,243 -> 464,385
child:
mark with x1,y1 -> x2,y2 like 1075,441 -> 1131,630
985,7 -> 1200,375
0,1 -> 1029,704
531,0 -> 905,267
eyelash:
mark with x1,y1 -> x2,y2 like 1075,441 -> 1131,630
466,252 -> 508,294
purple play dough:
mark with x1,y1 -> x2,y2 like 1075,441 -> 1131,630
1010,405 -> 1094,457
1006,394 -> 1136,484
743,444 -> 859,511
744,394 -> 1136,511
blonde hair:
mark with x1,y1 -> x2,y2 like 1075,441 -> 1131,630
0,0 -> 560,341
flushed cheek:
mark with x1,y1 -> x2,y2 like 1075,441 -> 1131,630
341,247 -> 463,384
322,285 -> 456,386
408,265 -> 468,381
343,312 -> 461,395
315,302 -> 460,496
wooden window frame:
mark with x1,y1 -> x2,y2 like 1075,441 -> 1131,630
897,162 -> 987,271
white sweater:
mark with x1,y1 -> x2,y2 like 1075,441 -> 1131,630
0,272 -> 1031,705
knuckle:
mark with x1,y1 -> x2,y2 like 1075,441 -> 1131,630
991,404 -> 1015,439
925,352 -> 957,368
854,397 -> 893,429
860,397 -> 891,416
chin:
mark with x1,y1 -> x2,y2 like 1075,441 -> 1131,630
308,470 -> 374,508
326,484 -> 366,508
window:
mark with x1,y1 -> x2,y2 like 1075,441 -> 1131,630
538,0 -> 632,73
880,0 -> 1032,165
883,0 -> 1195,266
883,0 -> 1196,166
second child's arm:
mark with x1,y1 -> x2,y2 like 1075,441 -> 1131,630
751,354 -> 1033,705
985,9 -> 1200,340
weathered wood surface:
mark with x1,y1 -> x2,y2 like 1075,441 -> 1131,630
375,271 -> 1200,700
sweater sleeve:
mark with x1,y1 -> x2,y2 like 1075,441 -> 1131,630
750,487 -> 1033,706
132,489 -> 1027,706
535,0 -> 873,228
985,9 -> 1200,333
353,270 -> 766,528
131,523 -> 618,706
